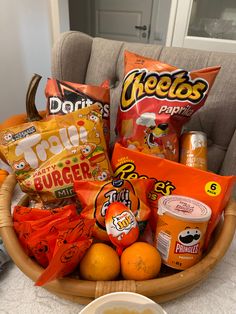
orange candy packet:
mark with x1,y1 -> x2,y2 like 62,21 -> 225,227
74,178 -> 154,241
13,204 -> 95,285
111,143 -> 236,247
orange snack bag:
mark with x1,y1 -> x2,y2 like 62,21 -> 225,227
0,105 -> 112,206
112,143 -> 236,247
45,78 -> 110,146
116,51 -> 220,161
35,239 -> 92,286
105,202 -> 139,255
13,204 -> 95,285
13,204 -> 78,262
74,178 -> 154,241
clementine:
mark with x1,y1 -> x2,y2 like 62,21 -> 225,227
121,242 -> 161,280
79,243 -> 120,281
0,169 -> 8,187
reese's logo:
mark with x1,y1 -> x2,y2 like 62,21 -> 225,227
120,69 -> 209,112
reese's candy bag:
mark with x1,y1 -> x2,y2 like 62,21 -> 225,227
112,143 -> 236,247
116,51 -> 220,161
0,105 -> 112,206
105,202 -> 139,255
45,78 -> 110,146
74,178 -> 154,241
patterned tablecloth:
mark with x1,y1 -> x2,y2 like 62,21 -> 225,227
1,183 -> 236,314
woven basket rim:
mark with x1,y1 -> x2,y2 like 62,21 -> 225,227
0,174 -> 236,304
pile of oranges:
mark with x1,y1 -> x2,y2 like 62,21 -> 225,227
79,242 -> 162,281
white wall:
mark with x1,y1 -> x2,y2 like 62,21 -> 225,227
0,0 -> 53,121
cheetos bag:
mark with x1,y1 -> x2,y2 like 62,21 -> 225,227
112,143 -> 236,247
116,51 -> 220,161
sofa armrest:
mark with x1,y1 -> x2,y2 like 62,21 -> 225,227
51,31 -> 93,83
220,129 -> 236,198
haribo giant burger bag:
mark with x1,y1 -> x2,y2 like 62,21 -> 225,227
116,51 -> 220,161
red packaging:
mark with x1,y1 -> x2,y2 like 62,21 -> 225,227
116,51 -> 220,161
13,204 -> 95,284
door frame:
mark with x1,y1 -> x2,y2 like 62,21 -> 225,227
49,0 -> 70,45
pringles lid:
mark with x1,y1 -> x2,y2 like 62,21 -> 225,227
158,195 -> 212,222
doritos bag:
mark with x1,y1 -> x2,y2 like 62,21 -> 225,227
45,78 -> 110,146
116,51 -> 220,161
74,178 -> 154,241
112,143 -> 236,247
0,105 -> 112,206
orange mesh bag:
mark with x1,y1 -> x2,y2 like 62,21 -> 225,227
116,51 -> 220,161
45,78 -> 110,146
74,178 -> 154,241
0,104 -> 112,206
112,143 -> 236,247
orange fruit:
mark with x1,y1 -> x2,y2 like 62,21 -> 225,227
79,243 -> 120,281
0,169 -> 8,187
121,242 -> 161,280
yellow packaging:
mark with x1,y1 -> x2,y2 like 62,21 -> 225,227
0,105 -> 112,205
154,195 -> 211,270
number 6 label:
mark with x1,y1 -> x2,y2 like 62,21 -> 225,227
205,181 -> 222,197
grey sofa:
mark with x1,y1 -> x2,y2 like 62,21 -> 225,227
51,31 -> 236,195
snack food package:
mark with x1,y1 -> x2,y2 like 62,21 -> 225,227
112,143 -> 236,247
13,204 -> 95,285
13,204 -> 78,259
155,195 -> 212,270
116,51 -> 220,161
0,105 -> 112,206
45,78 -> 110,146
74,178 -> 154,241
105,202 -> 139,255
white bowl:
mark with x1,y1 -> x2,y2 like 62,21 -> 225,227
79,292 -> 166,314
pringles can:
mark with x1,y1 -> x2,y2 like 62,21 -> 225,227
180,131 -> 207,170
155,195 -> 211,270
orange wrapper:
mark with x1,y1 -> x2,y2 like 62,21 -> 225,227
35,239 -> 92,286
116,51 -> 220,161
13,204 -> 95,282
111,143 -> 236,247
74,178 -> 154,241
45,78 -> 110,147
105,202 -> 139,255
13,205 -> 78,266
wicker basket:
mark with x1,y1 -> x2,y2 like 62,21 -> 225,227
0,174 -> 236,305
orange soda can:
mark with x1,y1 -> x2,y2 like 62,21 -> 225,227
180,131 -> 207,170
154,195 -> 211,270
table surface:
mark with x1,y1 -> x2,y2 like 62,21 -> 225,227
1,185 -> 236,314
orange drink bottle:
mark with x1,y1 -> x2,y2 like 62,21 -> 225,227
180,131 -> 207,170
155,195 -> 212,270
